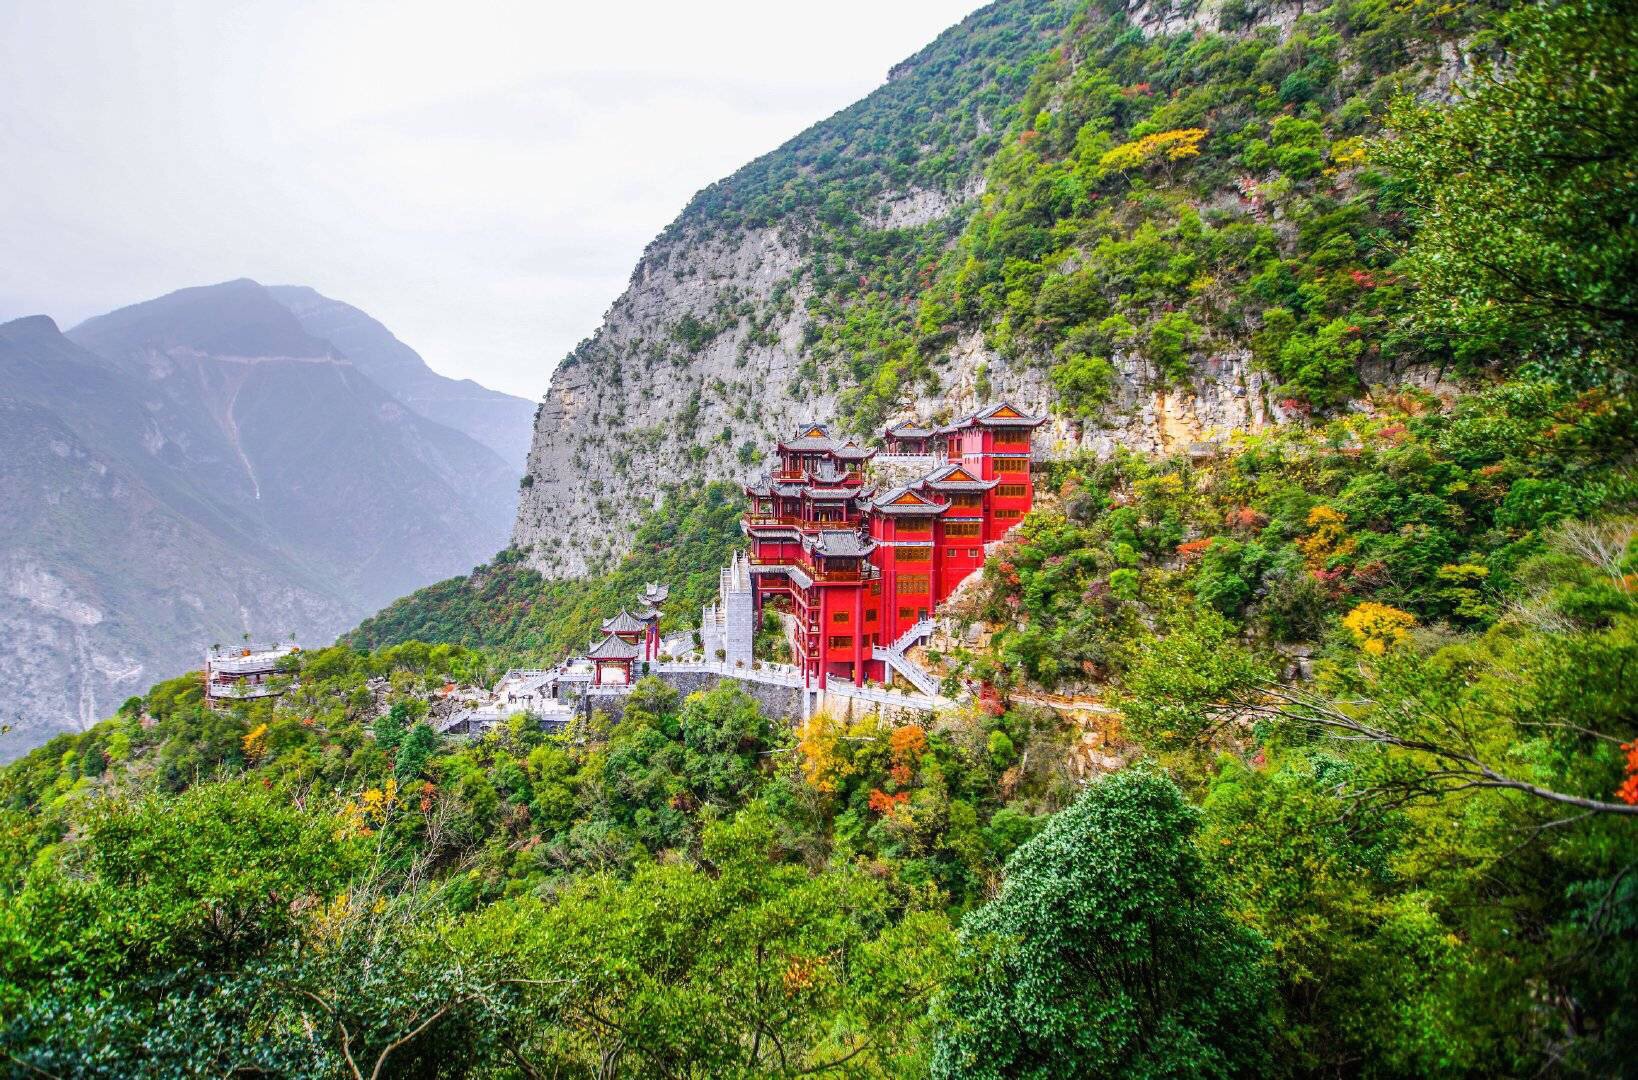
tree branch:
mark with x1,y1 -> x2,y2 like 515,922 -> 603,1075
1229,686 -> 1638,816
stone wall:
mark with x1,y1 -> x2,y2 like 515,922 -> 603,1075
573,668 -> 941,730
579,669 -> 806,726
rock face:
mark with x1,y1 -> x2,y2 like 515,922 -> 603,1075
510,0 -> 1291,578
511,0 -> 1459,579
514,221 -> 1284,577
0,281 -> 522,758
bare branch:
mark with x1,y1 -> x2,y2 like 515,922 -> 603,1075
1234,685 -> 1638,816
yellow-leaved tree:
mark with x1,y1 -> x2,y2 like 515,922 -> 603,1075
1098,128 -> 1208,180
1342,602 -> 1417,655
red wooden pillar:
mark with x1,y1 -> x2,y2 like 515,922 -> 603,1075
858,586 -> 871,688
817,587 -> 828,690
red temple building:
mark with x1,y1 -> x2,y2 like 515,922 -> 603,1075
743,404 -> 1043,689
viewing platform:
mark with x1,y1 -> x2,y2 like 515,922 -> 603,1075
205,642 -> 300,707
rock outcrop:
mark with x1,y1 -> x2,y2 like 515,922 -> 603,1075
512,2 -> 1293,576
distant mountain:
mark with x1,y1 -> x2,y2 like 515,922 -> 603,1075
0,280 -> 521,757
0,313 -> 347,758
267,285 -> 536,467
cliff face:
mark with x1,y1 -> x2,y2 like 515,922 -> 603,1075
515,0 -> 1084,576
514,0 -> 1467,577
516,227 -> 1280,577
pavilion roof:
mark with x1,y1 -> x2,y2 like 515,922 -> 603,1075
806,529 -> 876,558
871,485 -> 950,516
585,633 -> 643,660
781,436 -> 839,451
600,610 -> 647,634
809,459 -> 851,483
971,402 -> 1045,427
919,463 -> 1000,492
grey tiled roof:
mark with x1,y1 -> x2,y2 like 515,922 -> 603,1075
808,529 -> 876,558
585,633 -> 643,660
972,402 -> 1046,427
920,463 -> 1000,492
748,562 -> 815,589
886,422 -> 934,438
782,436 -> 839,451
871,485 -> 949,515
600,610 -> 647,634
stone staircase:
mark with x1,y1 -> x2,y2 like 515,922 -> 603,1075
872,619 -> 942,696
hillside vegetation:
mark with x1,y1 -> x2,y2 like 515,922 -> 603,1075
2,0 -> 1636,1075
347,482 -> 745,660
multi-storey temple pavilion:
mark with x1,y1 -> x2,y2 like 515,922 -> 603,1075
743,403 -> 1042,688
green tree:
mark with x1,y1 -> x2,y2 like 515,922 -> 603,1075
393,721 -> 439,784
460,803 -> 956,1077
1379,0 -> 1638,367
931,770 -> 1274,1079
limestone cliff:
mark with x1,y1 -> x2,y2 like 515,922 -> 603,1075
514,0 -> 1464,576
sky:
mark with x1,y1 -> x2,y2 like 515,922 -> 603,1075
0,0 -> 988,400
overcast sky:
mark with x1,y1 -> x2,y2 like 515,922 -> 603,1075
0,0 -> 986,399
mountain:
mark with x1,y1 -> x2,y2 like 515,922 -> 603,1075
267,285 -> 536,466
0,281 -> 521,757
511,0 -> 1469,577
0,313 -> 349,758
7,1 -> 1637,1075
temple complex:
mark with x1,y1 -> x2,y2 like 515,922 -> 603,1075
286,405 -> 1040,741
743,403 -> 1042,688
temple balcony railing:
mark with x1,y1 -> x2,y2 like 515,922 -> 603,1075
207,679 -> 294,700
746,515 -> 860,531
810,566 -> 864,582
747,554 -> 876,587
207,644 -> 299,675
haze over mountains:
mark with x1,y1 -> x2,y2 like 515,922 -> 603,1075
0,280 -> 533,758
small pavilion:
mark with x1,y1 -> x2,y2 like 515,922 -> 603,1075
586,633 -> 643,686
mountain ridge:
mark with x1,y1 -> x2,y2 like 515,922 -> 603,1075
1,281 -> 525,758
266,285 -> 537,467
509,0 -> 1468,578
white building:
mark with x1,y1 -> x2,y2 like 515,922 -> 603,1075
205,642 -> 300,706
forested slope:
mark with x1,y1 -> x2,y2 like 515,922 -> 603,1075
2,0 -> 1636,1075
513,0 -> 1491,576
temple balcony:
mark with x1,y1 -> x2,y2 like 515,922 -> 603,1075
747,553 -> 876,585
207,678 -> 293,700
